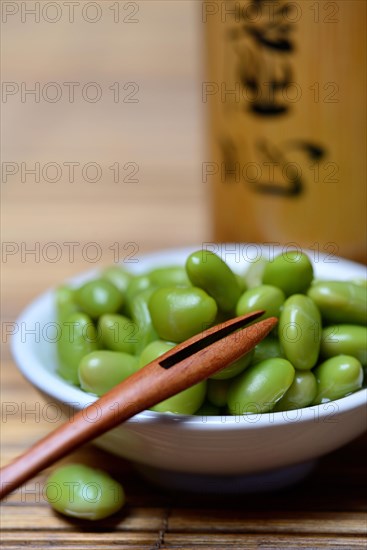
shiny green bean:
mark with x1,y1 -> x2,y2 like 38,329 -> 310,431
244,257 -> 268,289
307,281 -> 366,325
210,349 -> 254,380
58,312 -> 99,385
185,250 -> 241,312
139,340 -> 174,369
139,340 -> 206,414
124,275 -> 153,317
320,325 -> 367,366
75,279 -> 123,319
79,350 -> 138,396
236,284 -> 285,320
313,355 -> 363,404
279,294 -> 321,370
130,288 -> 159,353
148,266 -> 190,287
99,314 -> 137,354
55,285 -> 79,324
252,337 -> 284,365
45,464 -> 124,520
151,382 -> 206,414
101,265 -> 132,294
149,286 -> 217,342
274,371 -> 317,411
228,358 -> 295,414
262,251 -> 313,296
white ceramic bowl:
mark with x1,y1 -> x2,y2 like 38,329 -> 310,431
11,245 -> 367,492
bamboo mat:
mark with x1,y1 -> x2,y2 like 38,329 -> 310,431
1,2 -> 366,548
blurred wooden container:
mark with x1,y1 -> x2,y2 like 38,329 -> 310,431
204,0 -> 366,262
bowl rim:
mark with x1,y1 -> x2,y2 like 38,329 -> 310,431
10,244 -> 367,430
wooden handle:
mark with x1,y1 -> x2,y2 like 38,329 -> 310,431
0,316 -> 277,499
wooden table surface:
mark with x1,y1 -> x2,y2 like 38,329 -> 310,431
1,2 -> 366,548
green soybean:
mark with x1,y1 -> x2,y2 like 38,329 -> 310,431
149,286 -> 217,342
79,350 -> 138,396
58,312 -> 99,385
130,288 -> 159,353
279,294 -> 321,370
148,266 -> 190,287
196,401 -> 221,416
124,275 -> 153,316
313,355 -> 363,404
321,325 -> 367,366
151,382 -> 206,414
210,349 -> 254,380
75,279 -> 123,319
274,371 -> 317,411
139,340 -> 206,414
139,340 -> 174,369
101,265 -> 132,294
252,337 -> 284,365
45,464 -> 124,520
244,257 -> 268,289
228,358 -> 295,414
235,273 -> 248,294
207,378 -> 232,407
55,285 -> 79,324
262,251 -> 313,296
99,314 -> 137,354
236,284 -> 285,320
352,278 -> 367,288
307,281 -> 366,325
185,250 -> 241,312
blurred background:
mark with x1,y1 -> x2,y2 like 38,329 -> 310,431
2,1 -> 208,319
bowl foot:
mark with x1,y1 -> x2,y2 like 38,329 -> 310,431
134,460 -> 317,494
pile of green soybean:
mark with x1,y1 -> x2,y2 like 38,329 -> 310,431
55,249 -> 367,416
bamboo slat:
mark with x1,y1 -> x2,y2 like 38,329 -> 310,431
162,533 -> 367,549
